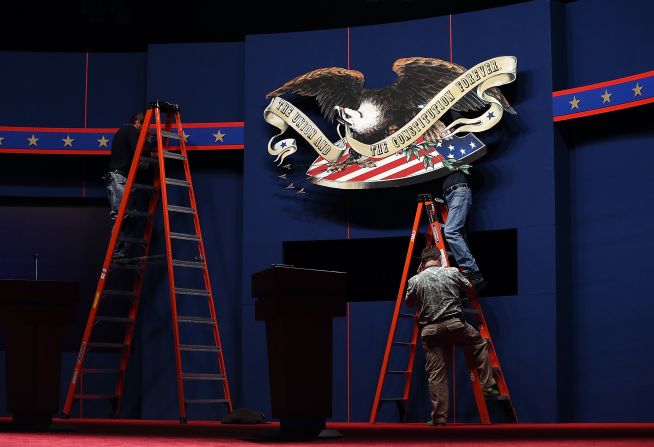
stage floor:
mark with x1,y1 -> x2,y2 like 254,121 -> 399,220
0,419 -> 652,446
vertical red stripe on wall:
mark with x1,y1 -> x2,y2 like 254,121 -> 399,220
449,15 -> 453,62
84,52 -> 89,128
346,26 -> 351,423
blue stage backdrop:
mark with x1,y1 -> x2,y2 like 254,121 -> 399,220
1,0 -> 653,424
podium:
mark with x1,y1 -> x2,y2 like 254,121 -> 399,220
0,280 -> 79,426
252,266 -> 347,438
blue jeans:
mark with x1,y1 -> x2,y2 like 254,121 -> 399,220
444,185 -> 479,273
105,171 -> 126,221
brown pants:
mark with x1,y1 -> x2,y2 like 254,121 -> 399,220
421,318 -> 496,424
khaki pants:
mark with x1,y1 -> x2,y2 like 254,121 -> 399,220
421,318 -> 496,424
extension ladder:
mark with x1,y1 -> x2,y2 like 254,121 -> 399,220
62,101 -> 233,423
370,193 -> 517,424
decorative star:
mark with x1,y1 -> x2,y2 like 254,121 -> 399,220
486,111 -> 495,120
633,82 -> 643,97
62,134 -> 75,147
601,90 -> 612,104
448,145 -> 455,151
97,135 -> 110,147
569,96 -> 580,110
280,140 -> 287,148
469,142 -> 476,148
0,136 -> 4,146
27,134 -> 39,146
213,130 -> 225,142
182,131 -> 190,143
447,154 -> 455,159
436,141 -> 442,147
460,149 -> 466,155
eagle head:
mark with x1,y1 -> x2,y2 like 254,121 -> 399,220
335,99 -> 384,137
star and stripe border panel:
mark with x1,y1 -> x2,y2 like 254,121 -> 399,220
0,122 -> 244,154
552,70 -> 654,121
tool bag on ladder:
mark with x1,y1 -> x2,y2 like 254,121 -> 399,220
62,101 -> 233,423
369,193 -> 517,424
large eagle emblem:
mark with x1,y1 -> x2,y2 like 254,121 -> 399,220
264,56 -> 517,189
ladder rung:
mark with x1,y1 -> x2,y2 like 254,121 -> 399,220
464,308 -> 481,315
386,370 -> 409,374
180,344 -> 220,352
170,232 -> 201,241
162,150 -> 186,160
74,394 -> 116,400
182,373 -> 225,381
125,209 -> 152,218
184,399 -> 230,404
132,183 -> 157,191
82,368 -> 120,375
392,342 -> 414,346
380,398 -> 406,402
110,262 -> 142,270
168,205 -> 196,214
89,342 -> 128,350
95,316 -> 134,324
172,260 -> 205,269
149,130 -> 182,140
103,289 -> 137,298
399,313 -> 415,318
117,236 -> 148,245
178,316 -> 215,324
165,178 -> 190,187
175,287 -> 210,296
139,156 -> 159,164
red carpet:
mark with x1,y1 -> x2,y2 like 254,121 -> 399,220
0,419 -> 652,447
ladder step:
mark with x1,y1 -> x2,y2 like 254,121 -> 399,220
95,316 -> 134,324
184,399 -> 230,405
387,370 -> 409,374
149,130 -> 182,140
178,316 -> 215,324
125,209 -> 152,218
170,232 -> 201,241
180,344 -> 220,352
463,308 -> 481,315
162,150 -> 186,160
117,236 -> 148,245
132,183 -> 157,191
168,205 -> 196,214
103,289 -> 137,298
182,373 -> 225,381
392,342 -> 414,346
399,313 -> 415,318
172,259 -> 205,269
74,394 -> 116,400
380,398 -> 406,402
82,368 -> 120,375
165,178 -> 190,187
88,342 -> 128,350
175,287 -> 210,296
139,156 -> 159,164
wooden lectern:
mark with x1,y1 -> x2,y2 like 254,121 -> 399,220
252,265 -> 346,439
0,280 -> 79,426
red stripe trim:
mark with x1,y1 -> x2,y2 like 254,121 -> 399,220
0,149 -> 110,155
185,145 -> 244,150
0,122 -> 244,132
553,97 -> 654,121
552,70 -> 654,97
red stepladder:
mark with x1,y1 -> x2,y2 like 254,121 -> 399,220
62,101 -> 233,423
369,194 -> 517,424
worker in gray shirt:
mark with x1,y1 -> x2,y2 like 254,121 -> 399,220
405,246 -> 499,426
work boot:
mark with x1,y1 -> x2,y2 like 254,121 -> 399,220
482,384 -> 501,399
463,271 -> 487,293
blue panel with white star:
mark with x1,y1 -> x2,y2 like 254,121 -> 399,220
553,71 -> 654,121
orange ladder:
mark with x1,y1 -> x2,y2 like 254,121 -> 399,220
369,193 -> 517,424
62,101 -> 233,423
